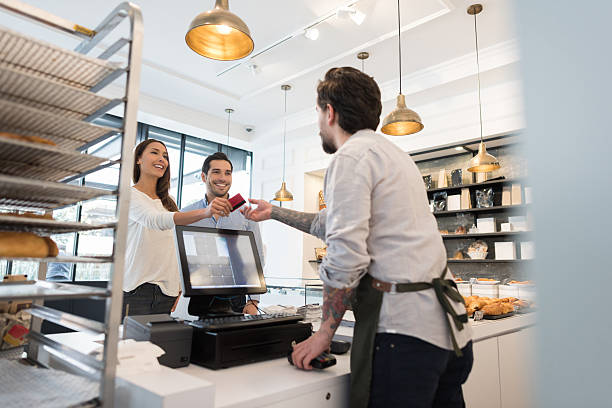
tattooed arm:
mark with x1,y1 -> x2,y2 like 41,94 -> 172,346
241,198 -> 325,238
290,284 -> 355,370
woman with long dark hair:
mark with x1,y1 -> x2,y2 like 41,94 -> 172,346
123,139 -> 233,317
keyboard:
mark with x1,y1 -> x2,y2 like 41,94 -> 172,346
189,313 -> 303,331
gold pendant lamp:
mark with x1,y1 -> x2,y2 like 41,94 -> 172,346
381,0 -> 423,136
466,4 -> 500,173
185,0 -> 254,61
273,85 -> 293,202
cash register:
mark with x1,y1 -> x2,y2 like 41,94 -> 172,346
174,225 -> 312,369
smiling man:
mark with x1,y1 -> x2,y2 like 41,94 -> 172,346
181,152 -> 264,315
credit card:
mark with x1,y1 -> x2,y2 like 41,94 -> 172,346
229,193 -> 246,211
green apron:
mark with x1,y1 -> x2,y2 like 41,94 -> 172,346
349,267 -> 468,408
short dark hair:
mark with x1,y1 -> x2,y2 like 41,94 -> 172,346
316,67 -> 382,134
202,151 -> 233,174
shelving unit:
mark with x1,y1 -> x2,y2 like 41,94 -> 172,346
0,1 -> 143,406
420,157 -> 533,280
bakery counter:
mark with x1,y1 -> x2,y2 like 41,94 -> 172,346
39,314 -> 536,408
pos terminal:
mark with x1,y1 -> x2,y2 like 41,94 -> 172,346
174,226 -> 311,369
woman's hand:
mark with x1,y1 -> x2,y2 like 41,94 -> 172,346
241,199 -> 273,222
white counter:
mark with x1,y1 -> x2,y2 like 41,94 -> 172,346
44,313 -> 536,408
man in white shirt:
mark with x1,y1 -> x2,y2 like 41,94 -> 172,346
242,67 -> 472,408
182,152 -> 264,315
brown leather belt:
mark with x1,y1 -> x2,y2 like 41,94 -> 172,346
371,277 -> 431,294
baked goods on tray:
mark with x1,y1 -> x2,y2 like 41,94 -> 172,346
462,295 -> 532,317
0,131 -> 56,146
0,231 -> 58,258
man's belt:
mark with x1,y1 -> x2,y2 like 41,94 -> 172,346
371,273 -> 468,357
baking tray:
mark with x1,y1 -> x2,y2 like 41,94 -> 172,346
0,214 -> 115,235
0,99 -> 119,150
0,64 -> 121,120
0,137 -> 109,181
0,174 -> 114,210
0,26 -> 122,90
482,311 -> 515,320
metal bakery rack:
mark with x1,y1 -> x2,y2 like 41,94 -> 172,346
0,0 -> 143,406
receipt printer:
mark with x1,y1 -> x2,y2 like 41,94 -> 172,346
124,314 -> 193,368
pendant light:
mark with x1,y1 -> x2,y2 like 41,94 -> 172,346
224,108 -> 233,154
466,4 -> 500,173
273,85 -> 293,202
185,0 -> 254,61
381,0 -> 424,136
357,51 -> 369,72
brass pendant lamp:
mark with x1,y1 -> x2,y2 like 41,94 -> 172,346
185,0 -> 254,61
381,0 -> 423,136
224,108 -> 233,154
466,4 -> 500,173
273,85 -> 293,202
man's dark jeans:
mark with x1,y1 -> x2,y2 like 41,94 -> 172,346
369,333 -> 473,408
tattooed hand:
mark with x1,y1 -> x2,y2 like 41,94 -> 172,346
291,284 -> 354,370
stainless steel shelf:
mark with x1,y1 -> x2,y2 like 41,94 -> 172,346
0,280 -> 110,301
0,26 -> 122,90
0,64 -> 121,120
0,99 -> 119,150
0,137 -> 109,181
0,174 -> 114,209
0,255 -> 113,263
29,304 -> 106,334
0,215 -> 115,235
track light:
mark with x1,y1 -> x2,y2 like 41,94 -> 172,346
304,27 -> 319,40
337,6 -> 366,25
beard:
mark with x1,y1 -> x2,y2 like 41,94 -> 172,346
320,131 -> 336,154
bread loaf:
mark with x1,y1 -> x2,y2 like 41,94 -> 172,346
0,131 -> 56,146
0,232 -> 58,257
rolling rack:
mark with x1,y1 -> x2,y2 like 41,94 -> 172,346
0,0 -> 142,406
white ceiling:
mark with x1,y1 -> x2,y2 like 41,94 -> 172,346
0,0 -> 519,136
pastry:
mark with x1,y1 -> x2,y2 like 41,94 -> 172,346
454,225 -> 466,234
453,250 -> 464,260
0,131 -> 56,146
439,229 -> 449,235
0,231 -> 58,257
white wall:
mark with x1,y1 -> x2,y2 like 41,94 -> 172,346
251,79 -> 525,279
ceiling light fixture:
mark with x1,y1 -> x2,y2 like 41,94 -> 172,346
381,0 -> 424,136
303,27 -> 320,41
466,4 -> 500,173
185,0 -> 254,61
225,108 -> 234,154
357,51 -> 369,72
216,0 -> 361,76
274,85 -> 294,202
337,6 -> 366,25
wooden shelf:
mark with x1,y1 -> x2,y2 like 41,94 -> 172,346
433,204 -> 529,216
426,178 -> 525,194
441,231 -> 530,239
447,259 -> 532,263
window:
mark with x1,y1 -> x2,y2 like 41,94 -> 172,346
2,115 -> 252,282
180,136 -> 218,208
